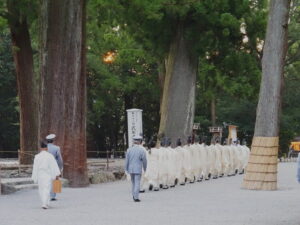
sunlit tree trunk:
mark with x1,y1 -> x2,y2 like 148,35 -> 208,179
40,0 -> 88,187
7,0 -> 39,164
158,23 -> 197,147
242,0 -> 291,190
158,60 -> 166,107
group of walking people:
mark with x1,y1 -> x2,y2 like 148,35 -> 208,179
31,133 -> 250,207
125,136 -> 250,202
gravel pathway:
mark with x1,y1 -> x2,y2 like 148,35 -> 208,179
0,163 -> 299,225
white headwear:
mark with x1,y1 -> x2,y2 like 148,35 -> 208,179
133,135 -> 143,141
46,134 -> 56,140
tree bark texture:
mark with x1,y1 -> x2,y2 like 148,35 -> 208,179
254,0 -> 290,137
242,0 -> 291,190
40,0 -> 89,187
211,97 -> 216,126
7,0 -> 39,164
158,25 -> 197,147
158,60 -> 166,108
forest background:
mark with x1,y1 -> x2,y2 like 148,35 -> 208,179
0,0 -> 300,158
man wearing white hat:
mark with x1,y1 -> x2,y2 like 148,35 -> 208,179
46,134 -> 63,201
125,135 -> 147,202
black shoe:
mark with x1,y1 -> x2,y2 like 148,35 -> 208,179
149,184 -> 153,191
134,198 -> 141,202
50,198 -> 57,201
174,179 -> 178,186
139,190 -> 145,193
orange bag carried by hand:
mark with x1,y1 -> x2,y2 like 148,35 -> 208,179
53,179 -> 62,193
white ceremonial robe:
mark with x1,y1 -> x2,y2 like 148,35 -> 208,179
166,147 -> 176,186
231,145 -> 239,174
189,144 -> 199,180
236,144 -> 244,173
31,151 -> 61,208
173,147 -> 182,183
214,144 -> 223,177
175,146 -> 186,184
227,145 -> 235,175
196,143 -> 206,180
206,145 -> 215,178
201,145 -> 209,179
159,147 -> 169,187
196,144 -> 204,180
144,148 -> 160,189
157,147 -> 163,186
209,145 -> 217,177
140,146 -> 148,191
241,145 -> 250,170
183,145 -> 194,182
221,145 -> 230,176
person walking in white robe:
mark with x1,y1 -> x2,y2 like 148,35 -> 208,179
241,145 -> 250,173
144,147 -> 160,191
221,145 -> 231,176
183,144 -> 193,182
196,142 -> 206,181
205,144 -> 214,180
31,142 -> 61,209
159,146 -> 169,189
166,146 -> 176,187
214,143 -> 223,177
175,143 -> 186,185
139,145 -> 148,193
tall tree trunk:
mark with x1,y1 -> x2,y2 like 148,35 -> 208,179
158,60 -> 166,108
158,24 -> 197,147
40,0 -> 88,187
7,0 -> 39,164
242,0 -> 290,190
211,97 -> 216,126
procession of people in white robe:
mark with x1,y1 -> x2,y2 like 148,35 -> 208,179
138,142 -> 250,191
31,136 -> 249,207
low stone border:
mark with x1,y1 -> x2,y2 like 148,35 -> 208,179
89,170 -> 125,184
278,157 -> 297,162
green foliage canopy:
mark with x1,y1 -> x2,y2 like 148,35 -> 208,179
0,30 -> 19,154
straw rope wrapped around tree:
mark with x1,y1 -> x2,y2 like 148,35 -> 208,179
242,0 -> 291,190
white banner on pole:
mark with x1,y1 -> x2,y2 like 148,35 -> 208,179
126,108 -> 143,147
